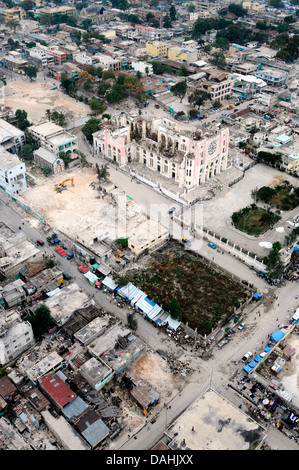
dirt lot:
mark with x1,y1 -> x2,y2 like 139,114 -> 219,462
23,166 -> 147,242
124,241 -> 247,335
4,79 -> 89,123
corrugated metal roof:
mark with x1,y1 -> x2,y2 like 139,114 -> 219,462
39,373 -> 76,408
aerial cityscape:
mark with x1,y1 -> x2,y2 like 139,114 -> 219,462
0,0 -> 298,453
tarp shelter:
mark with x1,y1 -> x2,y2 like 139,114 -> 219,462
254,355 -> 263,363
292,308 -> 299,323
147,304 -> 162,320
117,283 -> 142,302
136,296 -> 156,315
271,330 -> 285,343
96,263 -> 111,276
264,345 -> 273,352
46,287 -> 60,297
92,263 -> 100,270
253,292 -> 262,300
165,315 -> 181,330
243,364 -> 252,373
102,276 -> 117,291
84,271 -> 99,286
248,360 -> 258,369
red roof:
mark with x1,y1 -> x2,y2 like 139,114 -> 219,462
39,373 -> 76,409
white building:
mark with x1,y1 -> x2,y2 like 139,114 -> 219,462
131,61 -> 153,75
0,310 -> 35,366
0,146 -> 26,196
93,115 -> 230,189
29,47 -> 53,67
73,52 -> 93,66
28,122 -> 78,156
0,118 -> 25,155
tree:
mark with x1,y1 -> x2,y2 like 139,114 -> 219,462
89,97 -> 106,115
82,118 -> 101,144
177,66 -> 189,76
97,81 -> 111,96
127,311 -> 138,331
168,298 -> 182,321
169,4 -> 177,21
188,89 -> 210,109
50,110 -> 66,126
263,241 -> 284,279
268,0 -> 283,7
29,305 -> 51,340
228,3 -> 247,17
96,163 -> 110,181
15,109 -> 30,131
163,15 -> 172,28
210,51 -> 226,69
21,144 -> 33,160
59,151 -> 71,166
102,70 -> 115,80
171,81 -> 187,102
6,20 -> 20,33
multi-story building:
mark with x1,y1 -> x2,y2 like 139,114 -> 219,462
0,147 -> 26,196
0,119 -> 25,155
0,6 -> 23,22
93,115 -> 230,189
93,53 -> 122,72
0,310 -> 35,366
28,122 -> 78,156
28,47 -> 54,67
146,41 -> 168,58
34,5 -> 76,19
135,25 -> 173,41
131,61 -> 153,75
209,78 -> 233,102
4,53 -> 28,74
168,47 -> 198,65
255,69 -> 287,87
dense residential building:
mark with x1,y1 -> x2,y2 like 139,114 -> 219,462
146,41 -> 168,58
0,119 -> 25,156
0,310 -> 35,366
93,115 -> 230,189
255,69 -> 288,87
0,6 -> 23,22
28,122 -> 78,156
0,147 -> 26,196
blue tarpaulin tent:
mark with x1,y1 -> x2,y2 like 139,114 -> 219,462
248,360 -> 258,368
254,355 -> 262,362
243,364 -> 252,373
264,345 -> 273,352
253,292 -> 262,300
271,330 -> 285,343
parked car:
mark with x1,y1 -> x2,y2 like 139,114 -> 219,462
67,253 -> 74,260
208,243 -> 216,249
36,239 -> 44,246
155,104 -> 160,109
182,238 -> 191,247
241,351 -> 253,363
168,207 -> 176,214
238,321 -> 247,330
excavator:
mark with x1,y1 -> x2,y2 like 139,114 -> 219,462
54,177 -> 74,192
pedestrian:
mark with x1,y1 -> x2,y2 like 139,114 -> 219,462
147,426 -> 150,430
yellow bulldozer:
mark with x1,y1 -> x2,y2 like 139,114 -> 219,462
54,177 -> 74,192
